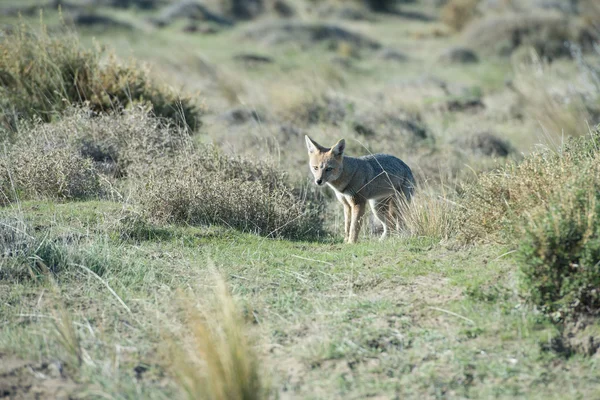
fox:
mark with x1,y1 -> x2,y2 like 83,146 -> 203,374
305,135 -> 415,243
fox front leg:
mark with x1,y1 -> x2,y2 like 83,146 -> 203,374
348,201 -> 366,244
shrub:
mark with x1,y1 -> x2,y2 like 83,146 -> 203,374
0,143 -> 103,205
458,129 -> 600,319
0,22 -> 201,135
441,0 -> 480,32
24,106 -> 191,178
137,147 -> 325,240
458,129 -> 600,243
520,179 -> 600,320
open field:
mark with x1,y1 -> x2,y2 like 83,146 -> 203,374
1,0 -> 600,398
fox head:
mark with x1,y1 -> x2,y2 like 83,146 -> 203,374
305,135 -> 345,186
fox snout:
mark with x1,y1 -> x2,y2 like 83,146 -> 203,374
315,178 -> 323,186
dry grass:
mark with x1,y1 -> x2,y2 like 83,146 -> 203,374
457,130 -> 600,243
403,187 -> 459,241
0,142 -> 103,205
463,13 -> 582,58
168,274 -> 267,400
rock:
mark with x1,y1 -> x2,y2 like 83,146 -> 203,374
273,0 -> 295,17
233,53 -> 274,65
438,46 -> 479,64
378,48 -> 409,62
226,0 -> 264,20
446,97 -> 485,112
70,12 -> 135,30
152,1 -> 233,27
317,5 -> 374,21
453,132 -> 513,157
243,22 -> 380,51
183,24 -> 220,34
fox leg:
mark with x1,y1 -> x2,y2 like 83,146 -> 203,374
348,201 -> 366,244
369,199 -> 391,241
336,193 -> 351,242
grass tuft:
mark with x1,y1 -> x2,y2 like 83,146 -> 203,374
168,274 -> 267,400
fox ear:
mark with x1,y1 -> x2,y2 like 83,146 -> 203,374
305,135 -> 321,154
331,139 -> 346,156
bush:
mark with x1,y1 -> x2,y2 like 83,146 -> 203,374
0,23 -> 201,135
441,0 -> 480,32
0,142 -> 103,205
24,106 -> 191,178
457,130 -> 600,242
137,147 -> 325,240
457,129 -> 600,318
520,179 -> 600,320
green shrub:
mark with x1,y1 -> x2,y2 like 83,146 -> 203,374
458,128 -> 600,319
137,147 -> 325,240
519,181 -> 600,320
0,23 -> 201,135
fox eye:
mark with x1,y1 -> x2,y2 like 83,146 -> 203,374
325,167 -> 333,172
313,166 -> 319,170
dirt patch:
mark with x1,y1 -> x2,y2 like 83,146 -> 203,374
0,354 -> 81,400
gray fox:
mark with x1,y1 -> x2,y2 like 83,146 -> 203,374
305,136 -> 415,243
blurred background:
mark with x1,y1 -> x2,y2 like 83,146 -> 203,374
2,0 -> 599,186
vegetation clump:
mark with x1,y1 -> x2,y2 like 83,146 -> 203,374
0,23 -> 201,135
137,148 -> 325,240
458,128 -> 600,319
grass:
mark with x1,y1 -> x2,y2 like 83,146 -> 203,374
0,199 -> 599,399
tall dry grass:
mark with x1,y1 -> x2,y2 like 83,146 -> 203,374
403,187 -> 459,241
168,275 -> 267,400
